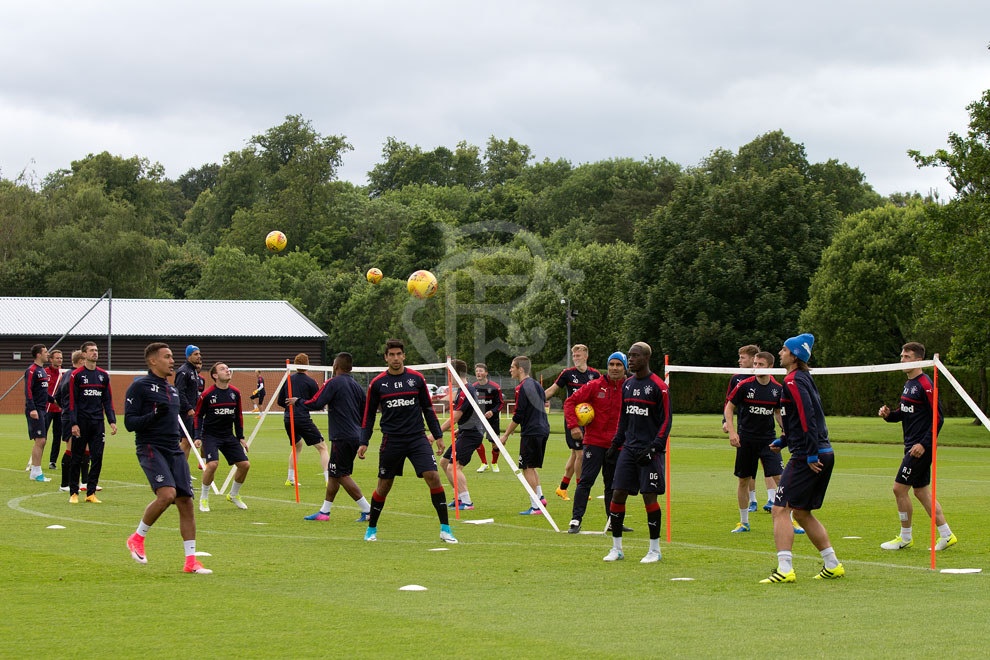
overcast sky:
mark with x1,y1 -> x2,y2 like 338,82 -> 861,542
2,2 -> 988,197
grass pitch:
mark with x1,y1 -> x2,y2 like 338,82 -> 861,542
2,413 -> 988,658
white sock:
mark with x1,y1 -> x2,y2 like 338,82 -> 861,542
136,521 -> 150,537
749,490 -> 757,504
320,500 -> 333,515
323,470 -> 329,483
938,523 -> 952,538
767,488 -> 776,503
613,536 -> 623,552
820,546 -> 839,570
230,481 -> 243,497
287,468 -> 294,481
900,526 -> 912,542
740,509 -> 750,525
201,484 -> 209,500
459,490 -> 471,504
536,485 -> 543,498
776,550 -> 793,574
354,496 -> 370,513
183,540 -> 195,558
530,494 -> 540,509
649,538 -> 660,554
30,465 -> 42,477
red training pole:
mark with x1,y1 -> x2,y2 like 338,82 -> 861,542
930,355 -> 939,570
286,359 -> 300,504
664,354 -> 671,543
447,359 -> 458,519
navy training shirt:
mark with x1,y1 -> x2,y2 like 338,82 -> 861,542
67,366 -> 116,426
361,368 -> 443,446
779,369 -> 831,461
301,372 -> 366,442
612,372 -> 672,453
194,385 -> 244,440
174,361 -> 205,416
277,372 -> 320,421
24,363 -> 53,414
555,367 -> 602,399
728,376 -> 782,441
124,371 -> 181,448
512,377 -> 550,438
883,373 -> 943,450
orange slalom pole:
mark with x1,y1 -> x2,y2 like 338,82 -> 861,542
930,356 -> 940,570
664,354 -> 671,543
447,359 -> 458,519
286,359 -> 300,504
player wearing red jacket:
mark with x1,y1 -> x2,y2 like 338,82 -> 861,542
563,351 -> 628,534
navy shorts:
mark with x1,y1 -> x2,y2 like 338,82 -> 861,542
378,434 -> 438,479
895,450 -> 931,488
734,437 -> 784,479
136,443 -> 193,498
285,417 -> 324,446
612,448 -> 665,495
518,434 -> 549,469
442,431 -> 484,466
563,422 -> 584,451
26,411 -> 47,439
484,415 -> 500,441
329,437 -> 360,478
774,453 -> 834,511
202,435 -> 248,466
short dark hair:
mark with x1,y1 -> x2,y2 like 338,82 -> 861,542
512,356 -> 532,375
209,362 -> 226,380
474,362 -> 488,372
452,359 -> 468,377
334,352 -> 353,373
144,342 -> 170,361
80,341 -> 97,352
755,351 -> 775,367
49,349 -> 62,357
385,338 -> 404,354
903,342 -> 926,359
31,344 -> 46,358
739,344 -> 760,357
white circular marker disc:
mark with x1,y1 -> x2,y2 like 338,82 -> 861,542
194,551 -> 212,557
399,585 -> 428,591
842,536 -> 862,539
670,577 -> 695,581
251,522 -> 268,525
940,568 -> 982,574
428,548 -> 449,552
46,525 -> 66,529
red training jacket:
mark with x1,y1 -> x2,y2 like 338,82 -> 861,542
563,374 -> 624,448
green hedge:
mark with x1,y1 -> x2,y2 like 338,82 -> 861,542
666,367 -> 986,417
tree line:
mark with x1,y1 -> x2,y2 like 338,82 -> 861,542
2,91 -> 988,383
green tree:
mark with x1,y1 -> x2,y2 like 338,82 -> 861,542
484,136 -> 532,188
800,203 -> 927,365
189,246 -> 276,299
629,167 -> 839,365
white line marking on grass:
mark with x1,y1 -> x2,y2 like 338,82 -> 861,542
842,536 -> 862,539
462,518 -> 494,524
670,577 -> 694,581
428,548 -> 449,552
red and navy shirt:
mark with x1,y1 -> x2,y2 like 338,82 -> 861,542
473,380 -> 504,416
779,370 -> 831,461
361,368 -> 442,446
883,373 -> 943,451
194,385 -> 244,441
727,376 -> 782,442
24,363 -> 54,414
67,366 -> 116,426
722,373 -> 747,422
555,367 -> 602,399
612,372 -> 671,453
512,377 -> 550,438
302,373 -> 366,441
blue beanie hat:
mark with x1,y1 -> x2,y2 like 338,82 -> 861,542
185,344 -> 200,359
783,333 -> 814,363
607,351 -> 628,370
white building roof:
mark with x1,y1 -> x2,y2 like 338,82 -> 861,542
0,297 -> 327,339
